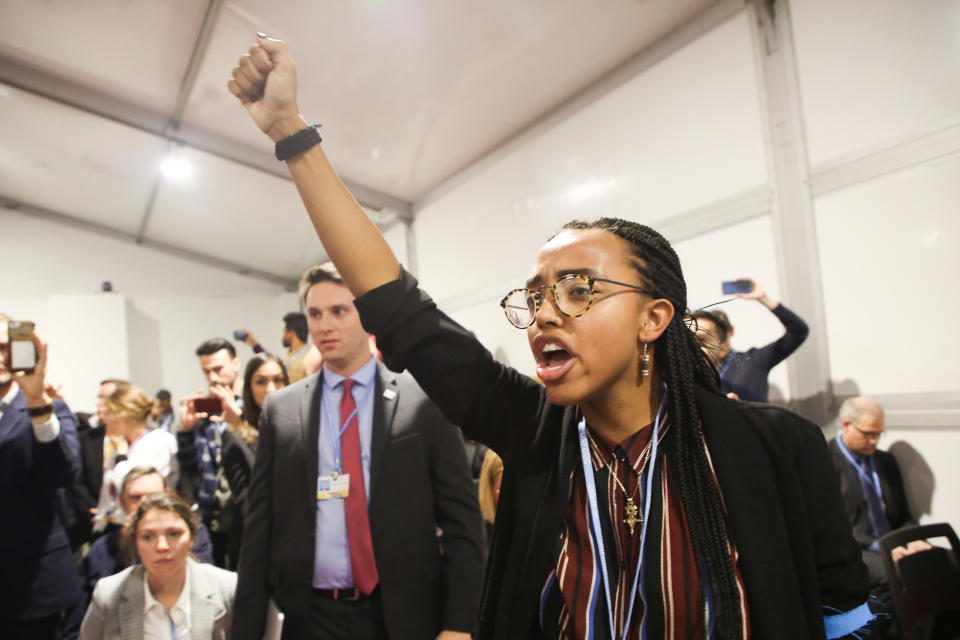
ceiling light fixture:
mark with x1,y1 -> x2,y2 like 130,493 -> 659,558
160,152 -> 193,181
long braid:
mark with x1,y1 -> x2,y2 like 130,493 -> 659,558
560,218 -> 743,639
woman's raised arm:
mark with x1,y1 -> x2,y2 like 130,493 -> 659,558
228,35 -> 400,296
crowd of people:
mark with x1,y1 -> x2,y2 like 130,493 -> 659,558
0,34 -> 947,640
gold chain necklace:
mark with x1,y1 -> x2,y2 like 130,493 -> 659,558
587,431 -> 653,535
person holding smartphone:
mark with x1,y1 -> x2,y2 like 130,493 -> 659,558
691,279 -> 809,402
176,337 -> 244,569
0,314 -> 84,637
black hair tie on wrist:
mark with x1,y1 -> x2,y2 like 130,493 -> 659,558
275,124 -> 322,161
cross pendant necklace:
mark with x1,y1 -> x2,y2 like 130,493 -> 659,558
588,433 -> 652,536
623,498 -> 641,535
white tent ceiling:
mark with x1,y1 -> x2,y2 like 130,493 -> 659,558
0,0 -> 718,289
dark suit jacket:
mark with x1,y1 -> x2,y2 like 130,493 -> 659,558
354,270 -> 871,640
0,388 -> 83,620
233,362 -> 485,640
71,423 -> 105,546
828,438 -> 915,550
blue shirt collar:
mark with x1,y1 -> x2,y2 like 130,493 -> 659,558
322,355 -> 377,391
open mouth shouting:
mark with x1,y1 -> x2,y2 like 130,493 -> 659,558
533,336 -> 576,382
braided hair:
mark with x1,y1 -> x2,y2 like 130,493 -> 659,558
559,218 -> 743,639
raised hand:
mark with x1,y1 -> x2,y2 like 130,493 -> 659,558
228,35 -> 306,142
209,384 -> 242,425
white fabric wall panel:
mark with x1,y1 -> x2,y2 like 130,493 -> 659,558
815,153 -> 960,395
1,208 -> 285,298
414,10 -> 767,307
791,0 -> 960,165
45,294 -> 131,414
888,429 -> 960,532
128,294 -> 297,413
673,216 -> 793,400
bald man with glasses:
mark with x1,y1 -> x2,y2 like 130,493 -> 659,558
828,396 -> 930,638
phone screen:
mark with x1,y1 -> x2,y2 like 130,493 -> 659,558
722,280 -> 752,295
11,340 -> 37,370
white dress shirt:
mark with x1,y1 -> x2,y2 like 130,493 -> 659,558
143,567 -> 192,640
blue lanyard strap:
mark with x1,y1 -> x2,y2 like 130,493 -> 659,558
834,435 -> 884,503
321,380 -> 375,473
167,611 -> 177,639
576,385 -> 668,640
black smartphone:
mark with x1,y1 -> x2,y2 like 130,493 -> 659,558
722,279 -> 753,295
7,321 -> 37,374
194,397 -> 223,414
233,330 -> 248,342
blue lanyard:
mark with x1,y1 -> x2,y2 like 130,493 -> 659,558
285,344 -> 311,368
167,612 -> 177,639
834,435 -> 884,504
321,380 -> 374,474
576,385 -> 668,640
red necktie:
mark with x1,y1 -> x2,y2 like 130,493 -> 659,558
339,379 -> 379,593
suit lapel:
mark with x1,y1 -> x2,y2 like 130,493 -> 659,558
190,559 -> 226,639
118,567 -> 145,640
303,374 -> 323,523
369,362 -> 400,493
0,389 -> 25,444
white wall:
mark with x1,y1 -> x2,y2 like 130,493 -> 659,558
2,207 -> 300,413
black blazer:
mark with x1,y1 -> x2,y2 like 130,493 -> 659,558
0,389 -> 83,620
71,423 -> 105,546
355,270 -> 871,640
828,438 -> 916,549
233,361 -> 485,640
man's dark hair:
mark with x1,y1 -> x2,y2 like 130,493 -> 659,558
283,312 -> 309,343
195,337 -> 237,359
299,266 -> 346,306
689,310 -> 731,344
155,389 -> 171,401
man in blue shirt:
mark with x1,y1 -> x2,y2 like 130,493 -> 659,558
176,337 -> 243,568
829,397 -> 931,638
691,279 -> 808,402
234,267 -> 484,640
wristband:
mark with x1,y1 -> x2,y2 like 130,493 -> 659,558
27,404 -> 53,417
275,124 -> 322,161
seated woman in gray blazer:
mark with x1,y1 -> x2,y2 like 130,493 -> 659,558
80,492 -> 237,639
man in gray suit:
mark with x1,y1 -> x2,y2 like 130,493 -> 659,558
233,267 -> 484,640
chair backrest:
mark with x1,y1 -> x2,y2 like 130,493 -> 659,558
878,523 -> 960,638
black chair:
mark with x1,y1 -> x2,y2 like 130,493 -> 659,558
878,523 -> 960,639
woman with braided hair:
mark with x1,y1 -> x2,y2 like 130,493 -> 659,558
228,36 -> 873,640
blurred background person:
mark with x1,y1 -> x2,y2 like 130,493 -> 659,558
477,449 -> 503,554
94,384 -> 179,532
829,397 -> 931,639
79,492 -> 237,639
72,378 -> 131,549
237,311 -> 312,383
80,465 -> 214,602
214,353 -> 289,569
0,316 -> 83,638
177,337 -> 243,567
148,388 -> 175,433
691,278 -> 808,402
